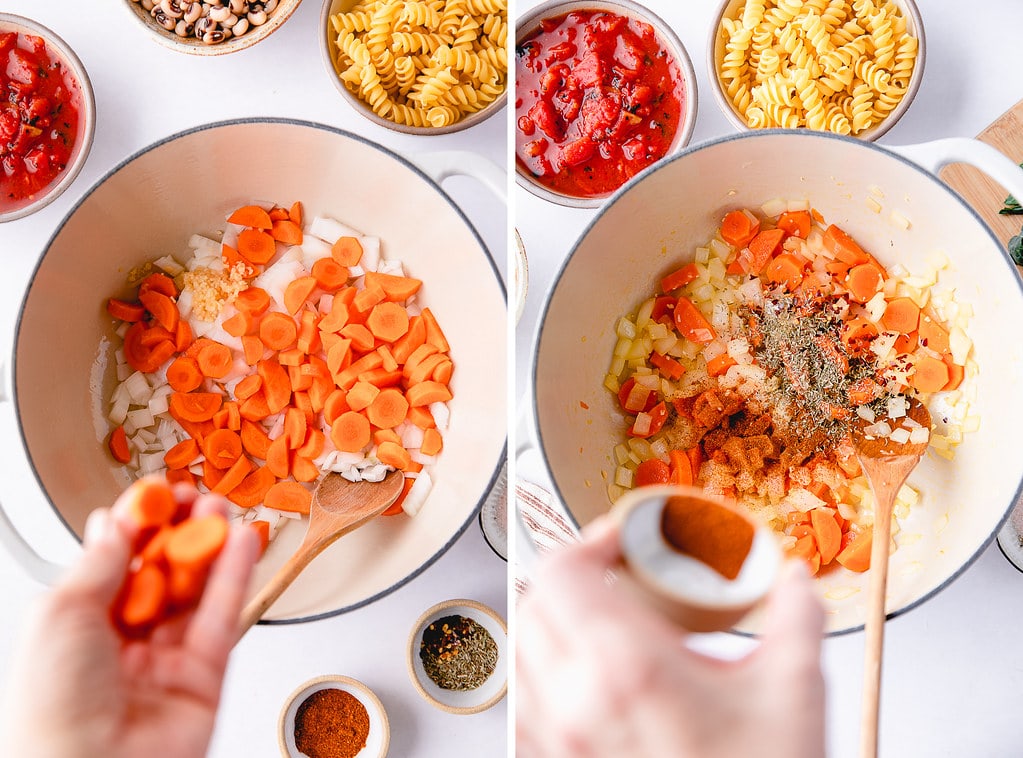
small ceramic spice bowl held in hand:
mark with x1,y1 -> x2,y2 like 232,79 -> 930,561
278,675 -> 389,758
407,598 -> 508,714
611,484 -> 783,632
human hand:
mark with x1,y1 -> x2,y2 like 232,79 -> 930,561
2,483 -> 260,758
516,515 -> 826,758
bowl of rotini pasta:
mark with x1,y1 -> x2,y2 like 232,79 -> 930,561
320,0 -> 508,134
122,0 -> 303,55
710,0 -> 925,140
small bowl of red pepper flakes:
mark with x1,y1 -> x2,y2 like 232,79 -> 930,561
0,14 -> 95,223
515,0 -> 698,208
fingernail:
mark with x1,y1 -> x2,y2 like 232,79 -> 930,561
83,508 -> 111,547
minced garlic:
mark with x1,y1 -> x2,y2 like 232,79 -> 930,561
182,261 -> 251,321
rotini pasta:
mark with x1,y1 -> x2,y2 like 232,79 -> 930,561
329,0 -> 507,129
716,0 -> 918,136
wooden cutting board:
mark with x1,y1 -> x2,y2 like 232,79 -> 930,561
939,98 -> 1023,274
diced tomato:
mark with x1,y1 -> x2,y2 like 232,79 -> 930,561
635,458 -> 671,486
628,401 -> 668,438
617,377 -> 657,414
561,137 -> 595,167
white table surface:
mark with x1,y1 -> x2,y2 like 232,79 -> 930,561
513,1 -> 1023,757
0,1 -> 509,757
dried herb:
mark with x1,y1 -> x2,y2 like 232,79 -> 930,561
420,614 -> 498,691
999,163 -> 1023,215
1009,227 -> 1023,266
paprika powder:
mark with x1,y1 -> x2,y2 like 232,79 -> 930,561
293,687 -> 370,758
660,494 -> 754,580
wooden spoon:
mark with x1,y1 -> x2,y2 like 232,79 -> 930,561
238,469 -> 405,633
854,397 -> 931,758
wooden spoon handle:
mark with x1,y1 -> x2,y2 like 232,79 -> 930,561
858,487 -> 896,758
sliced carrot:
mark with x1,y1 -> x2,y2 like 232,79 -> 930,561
257,357 -> 292,414
719,209 -> 760,248
169,392 -> 223,423
706,353 -> 736,377
128,479 -> 178,529
283,407 -> 307,449
237,228 -> 277,265
202,428 -> 243,469
311,258 -> 350,291
346,380 -> 380,412
164,438 -> 200,470
323,389 -> 350,425
331,410 -> 371,452
363,271 -> 423,302
259,312 -> 298,351
250,520 -> 271,555
673,297 -> 716,344
297,428 -> 325,459
139,291 -> 179,333
746,228 -> 787,274
296,310 -> 321,355
835,527 -> 872,572
264,481 -> 312,515
165,513 -> 229,571
374,428 -> 402,446
822,224 -> 869,264
776,210 -> 812,238
318,294 -> 352,333
335,352 -> 383,390
881,296 -> 920,334
407,405 -> 435,429
765,253 -> 804,290
404,346 -> 443,379
138,272 -> 178,298
392,315 -> 427,363
376,440 -> 413,470
288,201 -> 303,226
165,564 -> 207,610
212,455 -> 252,496
790,534 -> 820,575
223,310 -> 254,338
366,387 -> 409,429
667,449 -> 693,485
269,206 -> 289,221
405,380 -> 452,407
341,323 -> 376,353
366,301 -> 410,343
108,425 -> 131,464
352,282 -> 386,315
235,374 -> 263,401
139,526 -> 172,565
235,287 -> 271,316
124,324 -> 175,373
174,320 -> 193,353
325,337 -> 353,377
420,307 -> 449,352
107,298 -> 146,322
291,455 -> 320,483
942,356 -> 964,392
407,353 -> 447,386
266,434 -> 290,478
332,236 -> 364,267
382,477 -> 415,516
197,341 -> 233,379
242,334 -> 264,365
841,317 -> 879,357
228,204 -> 273,229
911,353 -> 950,393
420,427 -> 443,457
432,359 -> 453,384
845,262 -> 884,304
239,390 -> 271,422
308,376 -> 334,413
116,563 -> 167,633
362,367 -> 403,388
847,377 -> 882,405
659,263 -> 700,294
284,276 -> 318,316
917,312 -> 950,354
271,218 -> 303,245
230,466 -> 276,509
810,508 -> 842,564
240,419 -> 272,459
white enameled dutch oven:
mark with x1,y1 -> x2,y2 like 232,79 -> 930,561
531,129 -> 1023,635
0,118 -> 507,623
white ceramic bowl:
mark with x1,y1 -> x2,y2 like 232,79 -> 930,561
407,598 -> 508,714
0,13 -> 95,223
319,0 -> 507,135
6,118 -> 506,621
278,675 -> 389,758
708,0 -> 925,141
531,130 -> 1023,635
514,0 -> 698,208
120,0 -> 302,55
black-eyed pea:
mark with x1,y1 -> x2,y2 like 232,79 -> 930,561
174,19 -> 194,37
208,5 -> 232,23
247,8 -> 267,25
229,0 -> 247,14
183,2 -> 202,24
151,6 -> 177,30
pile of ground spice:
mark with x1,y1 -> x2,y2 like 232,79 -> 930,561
293,687 -> 370,758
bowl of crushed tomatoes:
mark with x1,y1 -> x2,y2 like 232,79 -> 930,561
0,14 -> 95,223
515,0 -> 698,208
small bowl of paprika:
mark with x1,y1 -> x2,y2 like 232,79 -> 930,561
611,484 -> 784,633
0,13 -> 95,223
514,0 -> 698,208
278,674 -> 389,758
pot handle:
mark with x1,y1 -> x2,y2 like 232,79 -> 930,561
409,151 -> 507,203
892,137 -> 1023,228
0,366 -> 63,585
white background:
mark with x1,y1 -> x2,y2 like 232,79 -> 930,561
513,1 -> 1023,758
0,1 -> 509,757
